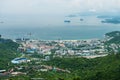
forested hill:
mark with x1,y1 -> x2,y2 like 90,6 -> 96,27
105,31 -> 120,37
0,38 -> 19,69
105,31 -> 120,44
43,54 -> 120,80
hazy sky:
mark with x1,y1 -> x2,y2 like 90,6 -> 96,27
1,0 -> 120,15
0,0 -> 120,28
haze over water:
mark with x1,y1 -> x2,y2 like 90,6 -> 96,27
1,0 -> 120,40
1,15 -> 120,40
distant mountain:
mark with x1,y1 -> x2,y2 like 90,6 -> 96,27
66,14 -> 77,17
97,15 -> 120,19
101,18 -> 120,24
97,15 -> 120,24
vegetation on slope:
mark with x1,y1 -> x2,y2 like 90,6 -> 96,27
0,38 -> 19,69
2,31 -> 120,80
105,31 -> 120,44
7,54 -> 120,80
41,54 -> 120,80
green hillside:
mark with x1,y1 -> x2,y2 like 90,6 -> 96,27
1,31 -> 120,80
5,54 -> 120,80
42,54 -> 120,80
0,38 -> 19,69
105,31 -> 120,44
105,31 -> 120,37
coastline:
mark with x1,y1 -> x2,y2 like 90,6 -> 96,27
20,38 -> 102,42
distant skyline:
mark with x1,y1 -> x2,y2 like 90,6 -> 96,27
0,0 -> 120,28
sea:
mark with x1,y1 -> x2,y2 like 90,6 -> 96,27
0,15 -> 120,40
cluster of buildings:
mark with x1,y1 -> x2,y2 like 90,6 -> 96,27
54,40 -> 106,56
17,39 -> 107,58
105,43 -> 120,53
2,38 -> 108,78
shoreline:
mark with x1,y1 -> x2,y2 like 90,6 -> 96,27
14,38 -> 103,42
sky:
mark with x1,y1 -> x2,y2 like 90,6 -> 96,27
0,0 -> 120,28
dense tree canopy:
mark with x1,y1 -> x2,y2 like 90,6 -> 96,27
0,38 -> 19,69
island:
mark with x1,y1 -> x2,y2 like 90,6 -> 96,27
80,18 -> 84,21
101,18 -> 120,24
64,20 -> 71,23
97,15 -> 120,24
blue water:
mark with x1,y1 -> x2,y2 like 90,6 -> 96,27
0,15 -> 120,40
